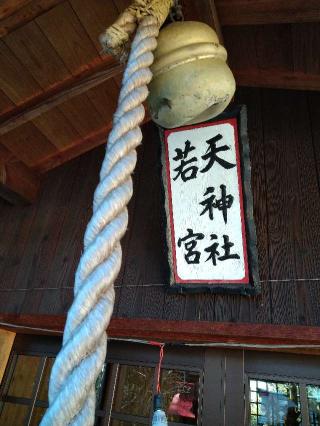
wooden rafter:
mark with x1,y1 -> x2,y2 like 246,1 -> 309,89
216,0 -> 320,26
0,0 -> 64,37
0,145 -> 39,203
0,62 -> 123,136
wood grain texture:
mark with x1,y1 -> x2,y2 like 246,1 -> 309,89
36,2 -> 100,74
0,154 -> 40,203
58,93 -> 105,138
32,107 -> 80,149
33,124 -> 111,173
0,89 -> 14,116
0,39 -> 41,103
3,315 -> 320,348
0,0 -> 64,38
234,69 -> 320,91
292,23 -> 320,75
0,62 -> 122,136
0,89 -> 319,329
1,121 -> 58,167
216,0 -> 320,25
70,0 -> 119,52
3,20 -> 70,89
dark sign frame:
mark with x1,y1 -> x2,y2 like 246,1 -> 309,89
159,105 -> 260,295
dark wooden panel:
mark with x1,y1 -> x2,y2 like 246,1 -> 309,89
262,89 -> 320,324
40,148 -> 102,297
0,88 -> 320,327
223,26 -> 258,71
117,123 -> 168,318
202,349 -> 224,426
224,350 -> 245,426
216,0 -> 320,26
255,24 -> 293,71
292,23 -> 320,74
11,156 -> 80,297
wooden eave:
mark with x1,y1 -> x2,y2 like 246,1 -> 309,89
0,0 -> 319,201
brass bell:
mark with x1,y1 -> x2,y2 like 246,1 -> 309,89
147,21 -> 236,128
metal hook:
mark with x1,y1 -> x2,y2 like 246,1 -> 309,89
170,0 -> 184,22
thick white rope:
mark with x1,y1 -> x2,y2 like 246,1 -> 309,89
40,15 -> 160,426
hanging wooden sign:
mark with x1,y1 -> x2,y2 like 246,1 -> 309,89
161,106 -> 259,294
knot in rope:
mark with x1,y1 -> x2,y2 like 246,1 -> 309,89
100,0 -> 173,60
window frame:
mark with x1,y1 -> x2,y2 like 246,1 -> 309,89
0,334 -> 61,426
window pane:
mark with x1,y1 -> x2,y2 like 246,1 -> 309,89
38,358 -> 55,402
30,407 -> 46,425
249,379 -> 301,425
8,355 -> 40,398
0,403 -> 29,425
160,369 -> 199,425
307,385 -> 320,426
112,365 -> 154,417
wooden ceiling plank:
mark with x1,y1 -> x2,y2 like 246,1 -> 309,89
70,0 -> 119,52
0,39 -> 42,103
36,1 -> 101,74
0,0 -> 64,38
34,124 -> 111,173
3,20 -> 71,89
58,93 -> 106,138
1,122 -> 58,167
32,107 -> 80,149
0,62 -> 123,136
86,78 -> 119,121
216,0 -> 320,26
0,144 -> 39,203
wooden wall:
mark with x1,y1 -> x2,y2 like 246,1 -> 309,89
0,87 -> 320,327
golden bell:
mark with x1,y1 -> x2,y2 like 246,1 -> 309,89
147,21 -> 236,128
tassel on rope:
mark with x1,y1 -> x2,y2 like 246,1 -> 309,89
41,1 -> 173,425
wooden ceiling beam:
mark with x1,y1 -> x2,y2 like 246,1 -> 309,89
216,0 -> 320,26
0,0 -> 64,38
0,62 -> 123,136
34,111 -> 151,173
234,69 -> 320,92
0,145 -> 39,203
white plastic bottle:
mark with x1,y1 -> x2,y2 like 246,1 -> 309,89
152,394 -> 168,426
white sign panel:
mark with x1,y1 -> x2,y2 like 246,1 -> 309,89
163,118 -> 250,287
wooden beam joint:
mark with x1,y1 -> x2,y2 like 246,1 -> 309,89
0,146 -> 39,203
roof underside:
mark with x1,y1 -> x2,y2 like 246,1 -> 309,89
0,0 -> 319,202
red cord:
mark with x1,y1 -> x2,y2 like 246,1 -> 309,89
148,341 -> 165,394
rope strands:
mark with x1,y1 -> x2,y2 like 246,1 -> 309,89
40,10 -> 171,425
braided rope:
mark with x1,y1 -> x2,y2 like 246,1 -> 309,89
41,15 -> 160,426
